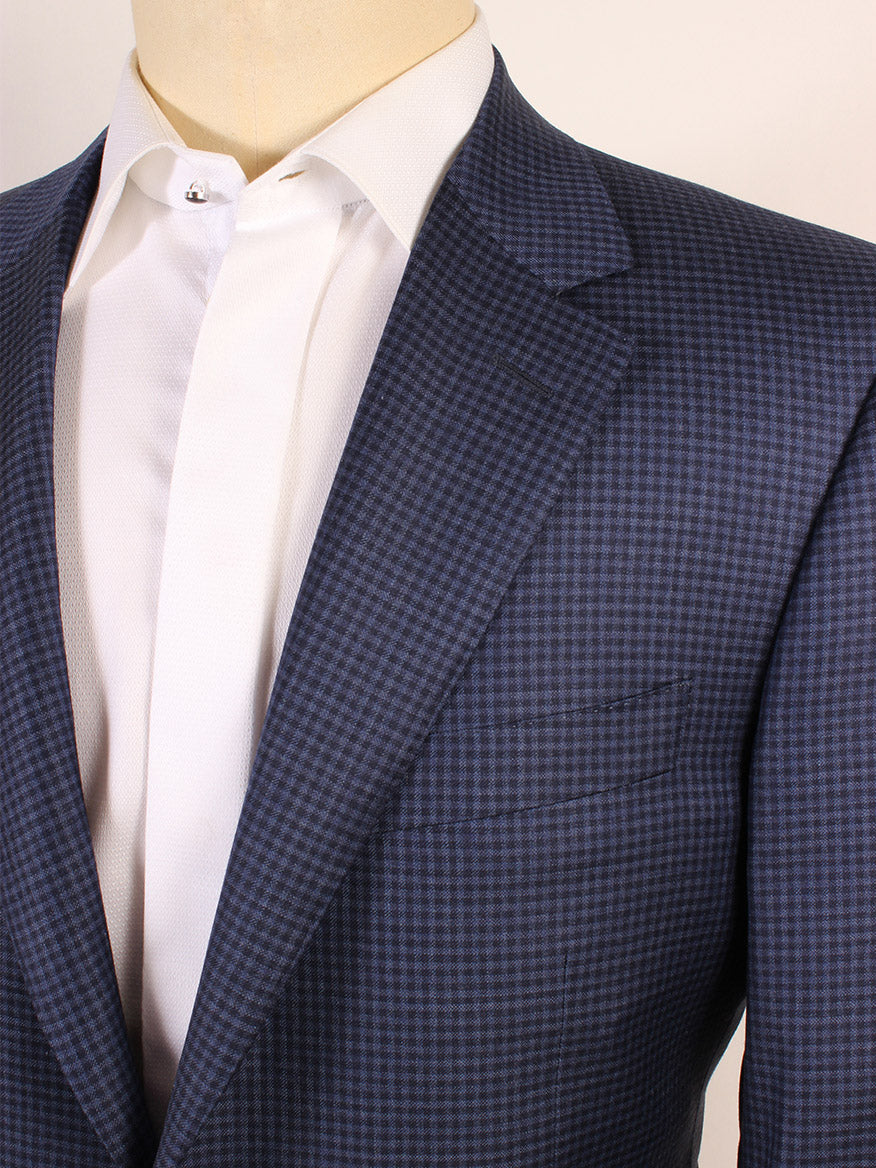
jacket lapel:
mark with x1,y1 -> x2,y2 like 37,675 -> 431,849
157,50 -> 633,1165
0,137 -> 157,1163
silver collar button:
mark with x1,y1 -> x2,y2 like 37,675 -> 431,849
184,180 -> 209,204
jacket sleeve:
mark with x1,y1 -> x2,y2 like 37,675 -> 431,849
740,371 -> 876,1165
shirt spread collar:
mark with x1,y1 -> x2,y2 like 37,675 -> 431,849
68,5 -> 495,289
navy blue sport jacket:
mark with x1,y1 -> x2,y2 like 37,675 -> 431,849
2,46 -> 876,1168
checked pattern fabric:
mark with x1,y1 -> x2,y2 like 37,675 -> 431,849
2,45 -> 876,1168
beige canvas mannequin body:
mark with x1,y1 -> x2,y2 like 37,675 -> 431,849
131,0 -> 477,182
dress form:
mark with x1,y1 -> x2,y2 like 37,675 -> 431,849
131,0 -> 478,180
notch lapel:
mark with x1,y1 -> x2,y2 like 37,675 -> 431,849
157,50 -> 634,1164
1,137 -> 157,1164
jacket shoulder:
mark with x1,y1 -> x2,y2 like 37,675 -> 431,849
0,133 -> 106,260
569,145 -> 876,382
585,145 -> 876,298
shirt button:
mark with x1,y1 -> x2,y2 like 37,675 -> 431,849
184,180 -> 209,204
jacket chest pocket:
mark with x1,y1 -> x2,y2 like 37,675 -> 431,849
379,675 -> 693,832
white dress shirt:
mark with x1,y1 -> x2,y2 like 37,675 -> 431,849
53,6 -> 494,1126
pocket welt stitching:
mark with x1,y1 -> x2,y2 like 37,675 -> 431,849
377,676 -> 694,833
448,675 -> 694,735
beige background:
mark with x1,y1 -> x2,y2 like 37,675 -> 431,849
2,0 -> 873,1162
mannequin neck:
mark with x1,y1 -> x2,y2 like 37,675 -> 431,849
131,0 -> 477,182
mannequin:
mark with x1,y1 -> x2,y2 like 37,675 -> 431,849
131,0 -> 477,181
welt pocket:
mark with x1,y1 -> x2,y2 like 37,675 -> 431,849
379,676 -> 694,832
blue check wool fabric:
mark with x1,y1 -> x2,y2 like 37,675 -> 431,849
2,46 -> 876,1168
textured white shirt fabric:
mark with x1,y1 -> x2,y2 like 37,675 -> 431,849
53,6 -> 494,1125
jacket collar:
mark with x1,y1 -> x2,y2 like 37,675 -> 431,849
0,46 -> 632,1167
445,50 -> 632,288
